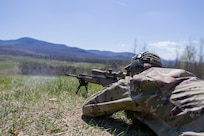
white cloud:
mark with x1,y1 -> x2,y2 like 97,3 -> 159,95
147,40 -> 202,60
149,41 -> 178,48
148,41 -> 186,60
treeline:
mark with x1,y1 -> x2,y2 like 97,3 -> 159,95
18,57 -> 204,79
19,62 -> 93,76
163,38 -> 204,79
19,58 -> 128,76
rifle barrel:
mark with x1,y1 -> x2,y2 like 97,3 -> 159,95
65,73 -> 78,77
92,69 -> 125,78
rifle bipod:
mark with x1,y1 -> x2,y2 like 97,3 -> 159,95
76,78 -> 88,94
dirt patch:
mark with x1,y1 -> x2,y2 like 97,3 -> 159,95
61,108 -> 111,136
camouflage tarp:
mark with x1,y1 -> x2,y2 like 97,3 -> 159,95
83,67 -> 204,136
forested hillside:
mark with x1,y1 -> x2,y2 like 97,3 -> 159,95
0,37 -> 133,62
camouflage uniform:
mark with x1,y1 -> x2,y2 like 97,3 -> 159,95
82,67 -> 204,136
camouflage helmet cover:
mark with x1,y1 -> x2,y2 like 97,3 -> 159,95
127,51 -> 162,74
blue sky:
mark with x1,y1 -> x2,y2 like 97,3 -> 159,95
1,0 -> 204,60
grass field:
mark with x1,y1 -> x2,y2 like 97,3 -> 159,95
0,55 -> 155,135
0,74 -> 156,136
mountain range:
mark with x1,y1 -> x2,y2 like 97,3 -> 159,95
0,37 -> 134,61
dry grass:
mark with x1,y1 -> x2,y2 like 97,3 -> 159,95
0,75 -> 155,136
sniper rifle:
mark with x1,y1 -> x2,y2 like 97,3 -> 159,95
65,69 -> 126,94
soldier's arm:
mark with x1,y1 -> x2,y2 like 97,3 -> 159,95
82,78 -> 134,117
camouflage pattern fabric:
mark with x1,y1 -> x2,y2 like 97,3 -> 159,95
82,67 -> 204,136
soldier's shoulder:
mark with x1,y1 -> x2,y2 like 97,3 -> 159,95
144,67 -> 185,73
135,67 -> 195,79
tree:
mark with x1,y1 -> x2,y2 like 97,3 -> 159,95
198,38 -> 204,64
133,39 -> 138,54
180,40 -> 196,72
198,38 -> 204,78
174,44 -> 180,68
142,41 -> 147,52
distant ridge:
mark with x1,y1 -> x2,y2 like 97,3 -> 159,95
0,37 -> 134,61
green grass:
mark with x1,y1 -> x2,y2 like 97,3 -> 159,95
0,74 -> 102,135
0,61 -> 20,75
0,74 -> 155,136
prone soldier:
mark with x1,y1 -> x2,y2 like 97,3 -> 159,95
82,51 -> 204,136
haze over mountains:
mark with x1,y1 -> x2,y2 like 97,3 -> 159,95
0,37 -> 134,61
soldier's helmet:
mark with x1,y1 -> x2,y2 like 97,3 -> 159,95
126,51 -> 162,75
